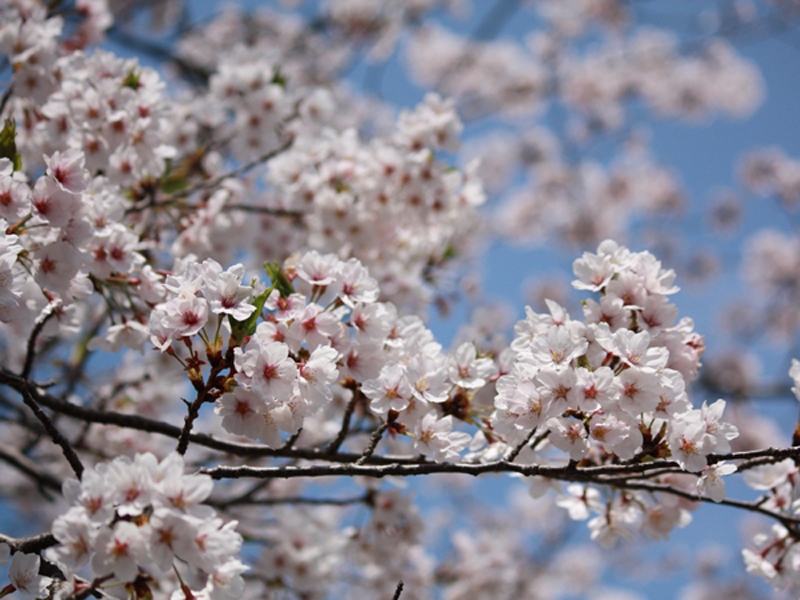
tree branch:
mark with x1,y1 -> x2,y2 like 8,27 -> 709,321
18,383 -> 83,480
176,356 -> 231,456
325,392 -> 359,455
161,136 -> 295,203
0,532 -> 58,554
0,444 -> 62,494
0,369 -> 423,465
22,301 -> 60,379
392,581 -> 404,600
355,421 -> 388,465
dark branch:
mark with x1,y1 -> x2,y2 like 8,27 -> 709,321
163,136 -> 295,202
392,580 -> 404,600
0,369 -> 422,465
325,392 -> 359,455
22,301 -> 60,379
355,421 -> 388,465
0,445 -> 62,494
507,427 -> 540,463
19,383 -> 83,480
211,493 -> 370,508
176,356 -> 231,456
0,532 -> 58,554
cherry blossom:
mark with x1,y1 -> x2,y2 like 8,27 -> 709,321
0,2 -> 797,598
7,552 -> 51,600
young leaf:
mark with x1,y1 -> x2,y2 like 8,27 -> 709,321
0,118 -> 22,171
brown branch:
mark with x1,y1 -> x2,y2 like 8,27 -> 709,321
392,581 -> 404,600
355,421 -> 388,465
0,444 -> 62,494
9,365 -> 800,535
709,445 -> 800,466
325,392 -> 359,455
176,356 -> 231,456
162,136 -> 295,203
0,532 -> 58,554
221,204 -> 304,218
200,458 -> 800,532
22,301 -> 60,379
0,369 -> 422,465
198,459 -> 641,481
507,427 -> 540,463
197,452 -> 798,492
279,428 -> 304,452
0,85 -> 13,118
8,366 -> 800,475
19,383 -> 83,480
613,479 -> 800,529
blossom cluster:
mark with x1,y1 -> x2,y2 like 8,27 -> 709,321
483,240 -> 739,542
494,140 -> 685,247
741,147 -> 800,208
740,454 -> 800,588
205,250 -> 476,460
44,452 -> 244,600
406,20 -> 763,125
35,48 -> 175,185
0,1 -> 796,598
1,3 -> 167,183
162,7 -> 486,310
257,92 -> 485,310
738,360 -> 800,589
405,4 -> 764,254
148,258 -> 256,353
0,143 -> 150,368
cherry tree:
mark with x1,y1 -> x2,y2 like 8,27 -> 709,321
0,0 -> 800,598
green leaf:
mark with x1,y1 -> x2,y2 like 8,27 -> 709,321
160,173 -> 189,194
271,67 -> 288,88
229,263 -> 294,343
122,67 -> 142,90
0,118 -> 22,171
265,261 -> 295,298
229,288 -> 270,344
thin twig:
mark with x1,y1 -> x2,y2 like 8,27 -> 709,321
507,427 -> 538,463
326,393 -> 359,455
222,204 -> 304,218
392,581 -> 404,600
163,136 -> 295,202
614,479 -> 800,529
276,429 -> 302,452
0,444 -> 62,494
19,384 -> 83,479
176,358 -> 230,455
22,301 -> 60,379
355,422 -> 388,465
0,85 -> 13,116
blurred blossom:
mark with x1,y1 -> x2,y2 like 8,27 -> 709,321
708,190 -> 742,233
702,351 -> 761,397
